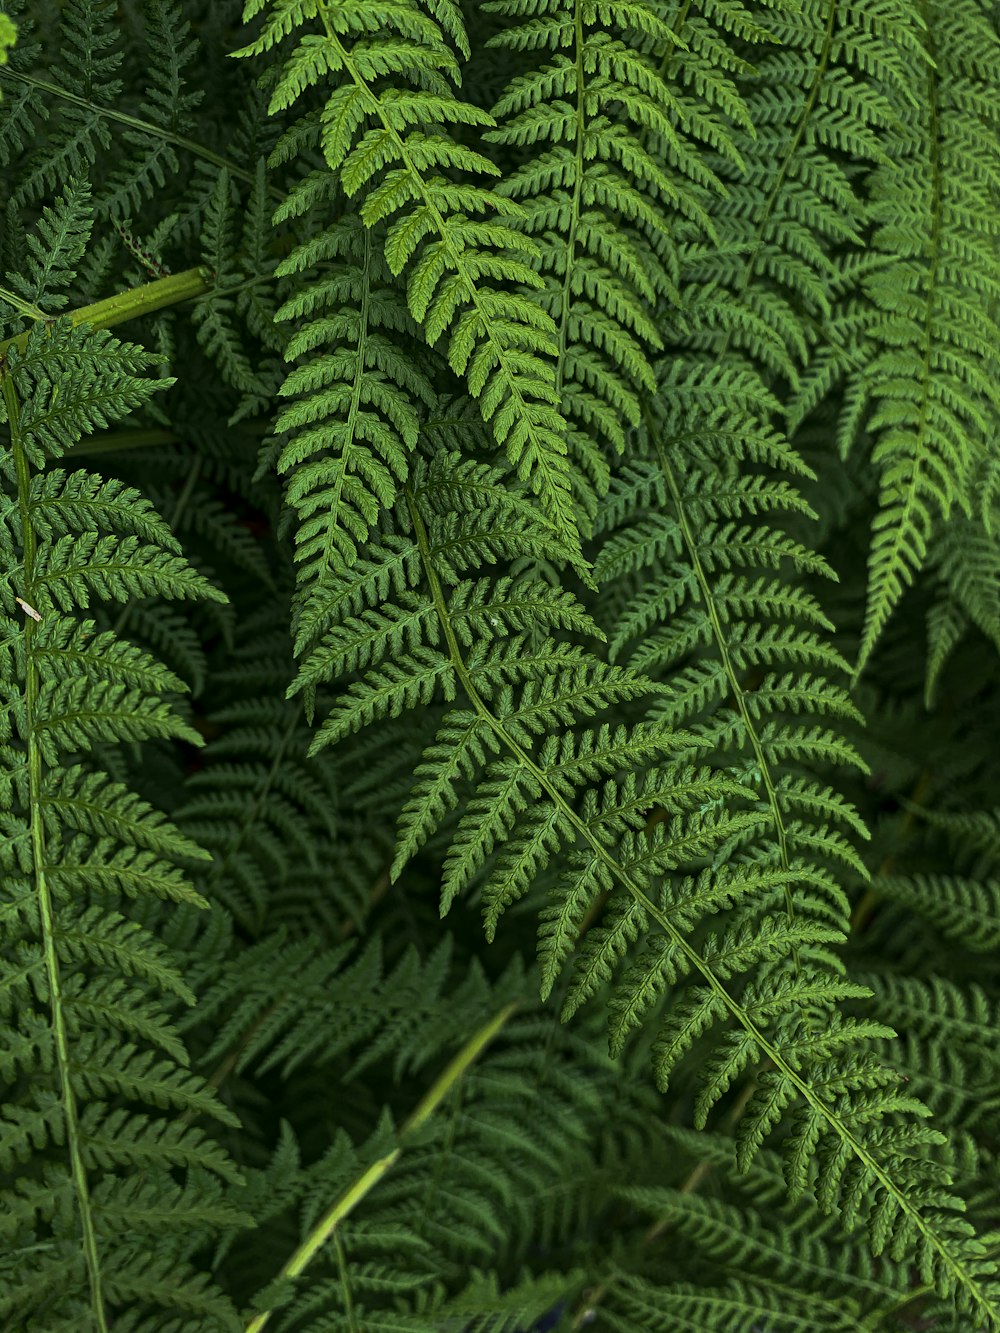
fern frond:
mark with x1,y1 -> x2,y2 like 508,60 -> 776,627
98,0 -> 203,219
857,0 -> 1000,667
923,493 -> 1000,702
281,438 -> 999,1319
6,177 -> 93,314
272,207 -> 433,658
6,0 -> 122,212
238,0 -> 584,549
608,1122 -> 918,1330
872,873 -> 1000,953
485,0 -> 691,519
0,279 -> 240,1326
193,170 -> 269,402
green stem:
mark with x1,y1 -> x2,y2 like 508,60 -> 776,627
0,267 -> 212,357
0,69 -> 257,184
66,427 -> 180,457
334,1232 -> 359,1333
0,283 -> 47,322
244,1002 -> 516,1333
2,369 -> 109,1332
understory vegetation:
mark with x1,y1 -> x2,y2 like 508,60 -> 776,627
1,1 -> 999,1330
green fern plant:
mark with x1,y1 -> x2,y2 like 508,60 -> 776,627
0,188 -> 242,1331
2,3 -> 1000,1331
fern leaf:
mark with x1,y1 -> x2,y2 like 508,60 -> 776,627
0,297 -> 239,1328
857,2 -> 1000,667
239,0 -> 584,549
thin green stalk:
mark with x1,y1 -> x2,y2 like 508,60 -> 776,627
244,1002 -> 517,1333
334,1232 -> 359,1333
0,283 -> 47,322
0,69 -> 257,184
65,427 -> 180,458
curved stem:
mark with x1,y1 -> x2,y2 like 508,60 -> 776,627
0,284 -> 47,322
244,1002 -> 516,1333
0,69 -> 257,184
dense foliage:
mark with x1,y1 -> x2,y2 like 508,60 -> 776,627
1,2 -> 999,1330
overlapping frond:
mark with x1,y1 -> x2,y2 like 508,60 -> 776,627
2,5 -> 999,1331
833,2 -> 999,667
484,0 -> 691,520
665,5 -> 993,682
281,438 -> 1000,1320
0,208 -> 239,1328
270,206 -> 432,658
214,987 -> 611,1333
98,0 -> 204,219
238,0 -> 585,550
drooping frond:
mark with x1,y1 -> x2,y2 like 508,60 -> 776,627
283,441 -> 1000,1321
236,0 -> 585,550
484,0 -> 693,520
853,2 -> 1000,667
270,206 -> 434,658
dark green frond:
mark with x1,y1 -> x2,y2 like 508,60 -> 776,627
0,307 -> 239,1329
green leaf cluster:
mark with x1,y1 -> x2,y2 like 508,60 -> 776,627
1,2 -> 999,1331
